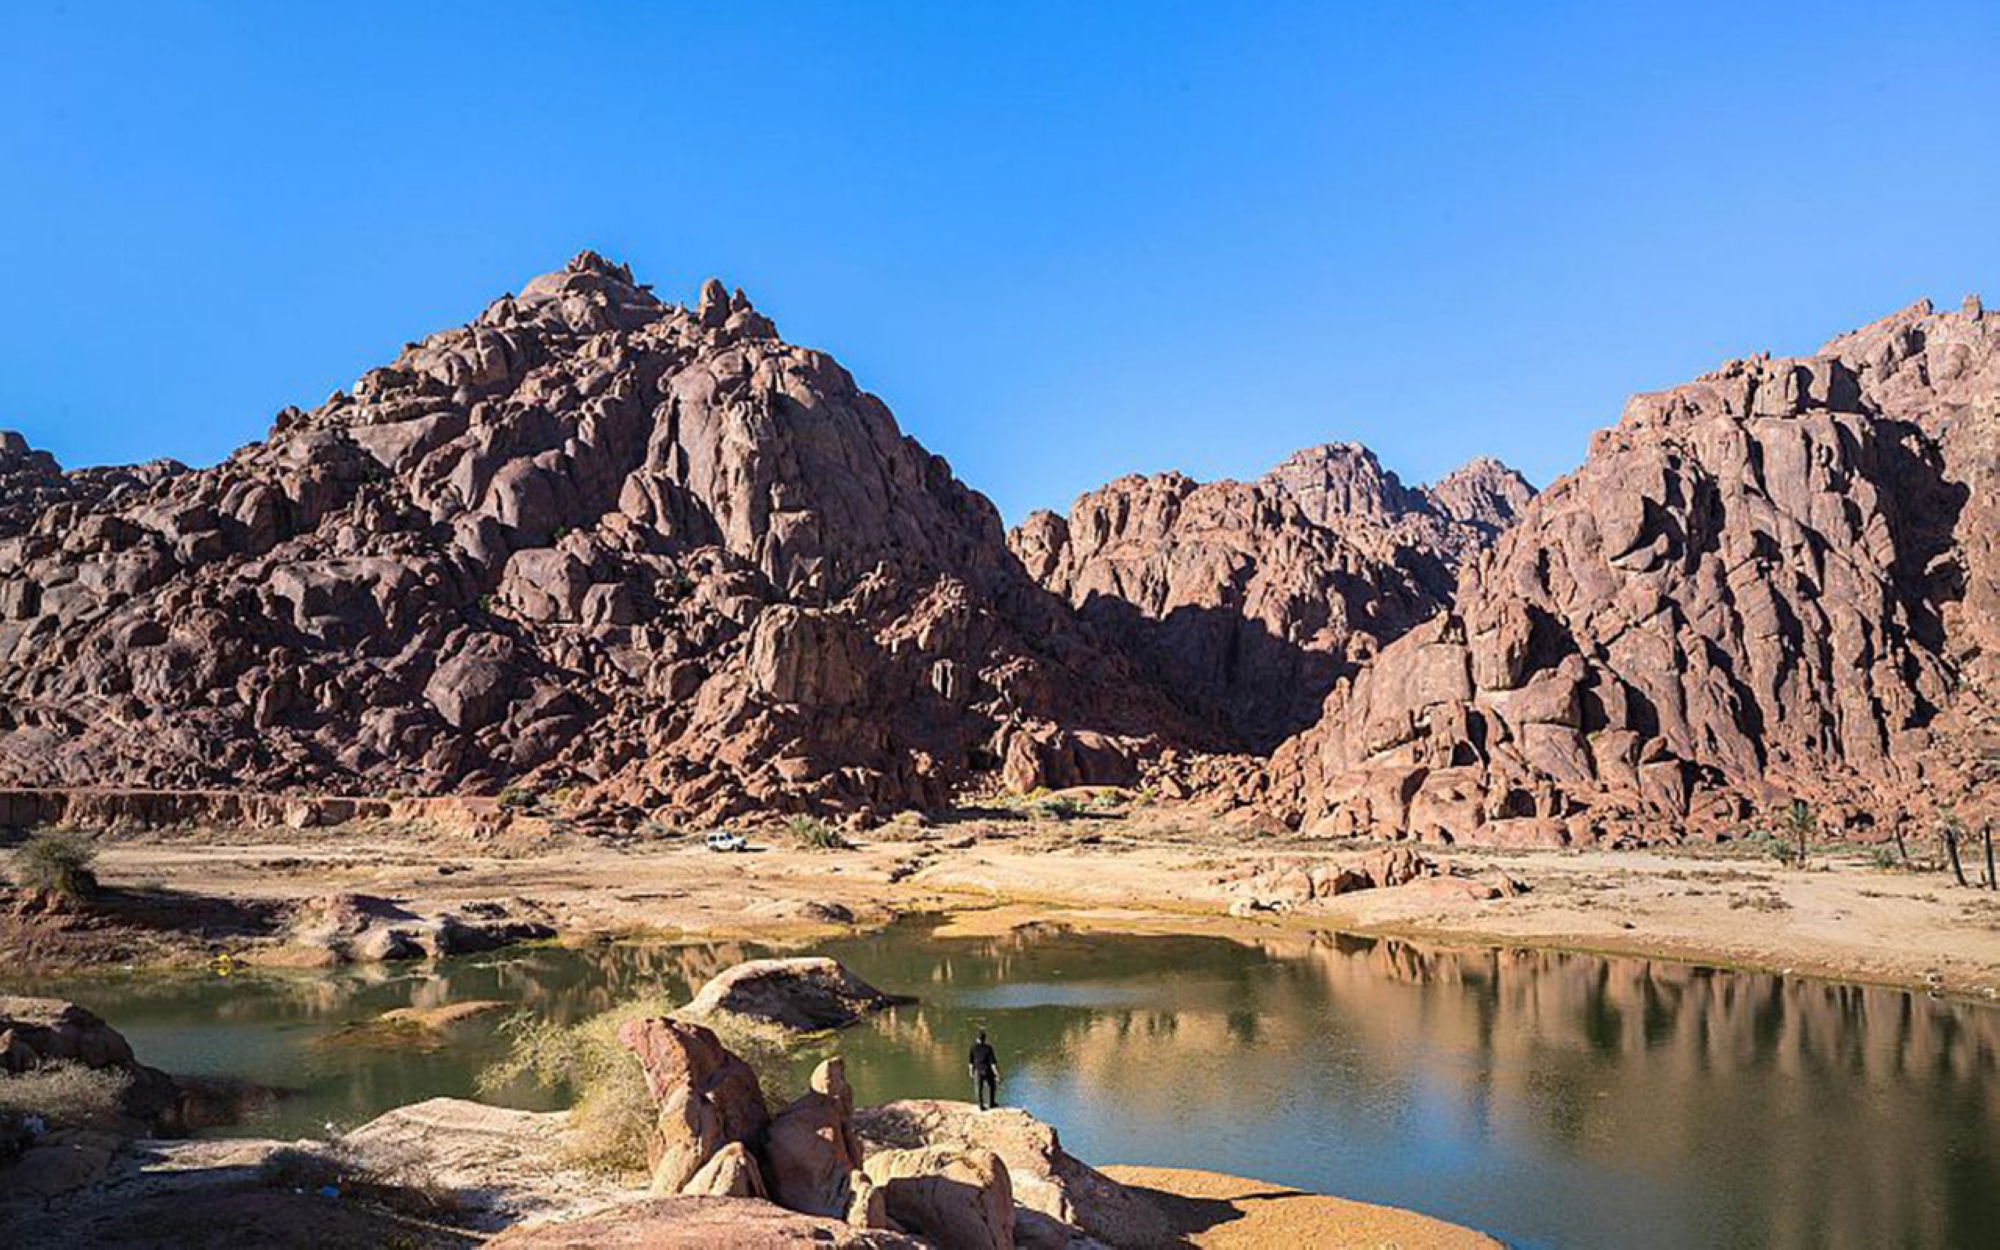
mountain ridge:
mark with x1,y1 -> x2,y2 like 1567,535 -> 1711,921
2,257 -> 1990,847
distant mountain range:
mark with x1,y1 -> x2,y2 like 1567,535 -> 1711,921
1,255 -> 1990,845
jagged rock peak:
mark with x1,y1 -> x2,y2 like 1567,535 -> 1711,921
1262,442 -> 1427,526
565,249 -> 637,284
1010,439 -> 1535,752
1425,456 -> 1536,532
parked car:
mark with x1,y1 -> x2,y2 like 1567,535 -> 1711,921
704,829 -> 748,853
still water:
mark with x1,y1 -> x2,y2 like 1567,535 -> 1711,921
7,920 -> 1996,1249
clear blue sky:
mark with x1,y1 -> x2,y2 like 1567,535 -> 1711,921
4,3 -> 1996,521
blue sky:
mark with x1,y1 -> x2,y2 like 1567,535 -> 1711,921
4,3 -> 1996,522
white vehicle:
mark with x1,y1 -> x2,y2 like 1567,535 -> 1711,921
704,829 -> 748,853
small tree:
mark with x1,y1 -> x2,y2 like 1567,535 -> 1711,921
1778,800 -> 1816,869
14,831 -> 99,901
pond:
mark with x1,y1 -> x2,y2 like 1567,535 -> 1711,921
6,919 -> 1996,1249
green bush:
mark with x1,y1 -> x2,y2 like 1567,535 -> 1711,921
1029,795 -> 1085,822
496,786 -> 537,811
786,815 -> 851,851
14,831 -> 99,900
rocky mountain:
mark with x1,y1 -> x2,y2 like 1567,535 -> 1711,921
1010,448 -> 1533,749
1270,296 -> 1997,847
0,253 -> 1197,826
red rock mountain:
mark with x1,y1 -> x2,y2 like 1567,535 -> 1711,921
1010,448 -> 1533,749
0,254 -> 1196,825
1270,297 -> 1997,846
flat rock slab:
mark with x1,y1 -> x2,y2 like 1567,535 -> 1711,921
488,1195 -> 926,1248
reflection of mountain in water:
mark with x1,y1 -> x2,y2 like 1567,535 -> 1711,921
827,927 -> 1997,1250
9,924 -> 1994,1248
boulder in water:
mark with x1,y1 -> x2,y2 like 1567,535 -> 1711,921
683,957 -> 908,1032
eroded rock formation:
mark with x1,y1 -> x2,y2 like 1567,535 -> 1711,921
1010,447 -> 1533,748
0,254 -> 1194,826
1271,298 -> 1997,845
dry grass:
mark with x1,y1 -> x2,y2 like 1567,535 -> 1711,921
0,1060 -> 129,1125
479,994 -> 820,1177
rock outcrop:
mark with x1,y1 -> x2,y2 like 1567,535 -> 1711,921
854,1099 -> 1172,1248
0,253 -> 1195,826
284,893 -> 553,964
762,1058 -> 878,1224
1272,298 -> 1997,845
616,1017 -> 770,1195
1011,448 -> 1533,748
607,997 -> 1176,1245
859,1145 -> 1014,1250
681,957 -> 907,1033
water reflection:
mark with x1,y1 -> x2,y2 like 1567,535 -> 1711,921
6,922 -> 1994,1249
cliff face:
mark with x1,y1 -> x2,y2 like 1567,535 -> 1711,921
0,254 -> 1191,825
1010,448 -> 1533,749
1270,298 -> 1997,846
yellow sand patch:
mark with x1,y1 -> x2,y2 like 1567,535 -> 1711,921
1100,1165 -> 1502,1250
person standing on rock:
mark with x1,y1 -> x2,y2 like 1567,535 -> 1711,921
969,1029 -> 1001,1110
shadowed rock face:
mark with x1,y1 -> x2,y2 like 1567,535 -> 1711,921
1009,448 -> 1533,749
1271,298 -> 1997,846
0,253 -> 1194,825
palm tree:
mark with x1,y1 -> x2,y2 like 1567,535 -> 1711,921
1779,800 -> 1816,869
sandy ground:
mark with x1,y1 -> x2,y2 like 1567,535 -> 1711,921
1101,1165 -> 1502,1249
21,805 -> 1998,999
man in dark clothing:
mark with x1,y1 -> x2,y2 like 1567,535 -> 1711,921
968,1029 -> 1000,1110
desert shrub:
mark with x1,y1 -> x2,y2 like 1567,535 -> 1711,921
1029,796 -> 1084,822
1741,830 -> 1798,867
13,831 -> 99,900
480,995 -> 675,1176
0,1061 -> 129,1126
787,815 -> 852,851
496,786 -> 537,811
481,996 -> 814,1176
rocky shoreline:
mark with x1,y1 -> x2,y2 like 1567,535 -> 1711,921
5,792 -> 1997,998
0,961 -> 1500,1248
